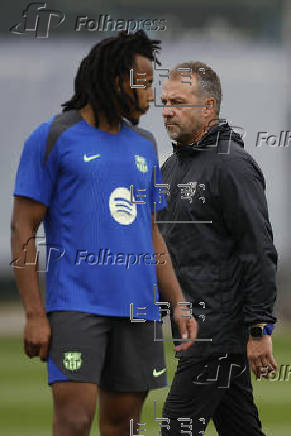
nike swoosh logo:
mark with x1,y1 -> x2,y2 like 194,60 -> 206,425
153,368 -> 167,378
84,153 -> 101,162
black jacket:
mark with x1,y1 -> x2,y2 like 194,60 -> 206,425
157,122 -> 277,357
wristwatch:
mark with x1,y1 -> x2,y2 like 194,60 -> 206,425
248,324 -> 275,338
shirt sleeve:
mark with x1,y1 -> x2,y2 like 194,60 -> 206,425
13,122 -> 58,207
218,155 -> 277,326
150,151 -> 167,214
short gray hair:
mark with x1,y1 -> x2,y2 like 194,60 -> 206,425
170,61 -> 222,115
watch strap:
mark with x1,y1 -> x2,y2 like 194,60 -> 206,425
263,324 -> 275,335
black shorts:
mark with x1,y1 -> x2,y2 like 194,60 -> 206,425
47,311 -> 168,392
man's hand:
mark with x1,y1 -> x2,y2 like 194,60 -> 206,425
24,312 -> 51,361
247,335 -> 277,379
174,303 -> 198,351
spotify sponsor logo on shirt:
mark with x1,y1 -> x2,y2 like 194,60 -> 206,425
109,187 -> 137,225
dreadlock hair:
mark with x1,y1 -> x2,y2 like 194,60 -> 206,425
62,30 -> 161,127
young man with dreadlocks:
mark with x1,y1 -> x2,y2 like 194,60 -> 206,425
11,31 -> 197,436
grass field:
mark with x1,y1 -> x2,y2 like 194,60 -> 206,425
0,330 -> 290,436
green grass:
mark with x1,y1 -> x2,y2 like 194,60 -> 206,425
0,331 -> 290,436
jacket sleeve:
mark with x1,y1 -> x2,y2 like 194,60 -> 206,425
218,154 -> 277,325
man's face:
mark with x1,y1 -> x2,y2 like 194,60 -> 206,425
122,54 -> 154,124
161,76 -> 205,144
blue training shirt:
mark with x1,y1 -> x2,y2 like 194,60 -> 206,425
13,110 -> 167,320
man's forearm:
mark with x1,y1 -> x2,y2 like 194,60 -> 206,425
241,252 -> 277,326
11,224 -> 45,317
153,223 -> 185,308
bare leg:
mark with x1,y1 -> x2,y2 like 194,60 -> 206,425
52,382 -> 97,436
99,389 -> 148,436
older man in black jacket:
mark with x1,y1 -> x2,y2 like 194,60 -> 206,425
157,61 -> 278,435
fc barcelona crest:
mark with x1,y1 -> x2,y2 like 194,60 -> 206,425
63,352 -> 82,371
134,154 -> 148,173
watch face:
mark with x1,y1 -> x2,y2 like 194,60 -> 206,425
250,326 -> 264,338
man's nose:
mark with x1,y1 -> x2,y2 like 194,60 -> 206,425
163,104 -> 175,118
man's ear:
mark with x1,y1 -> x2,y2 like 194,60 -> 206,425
203,97 -> 216,117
